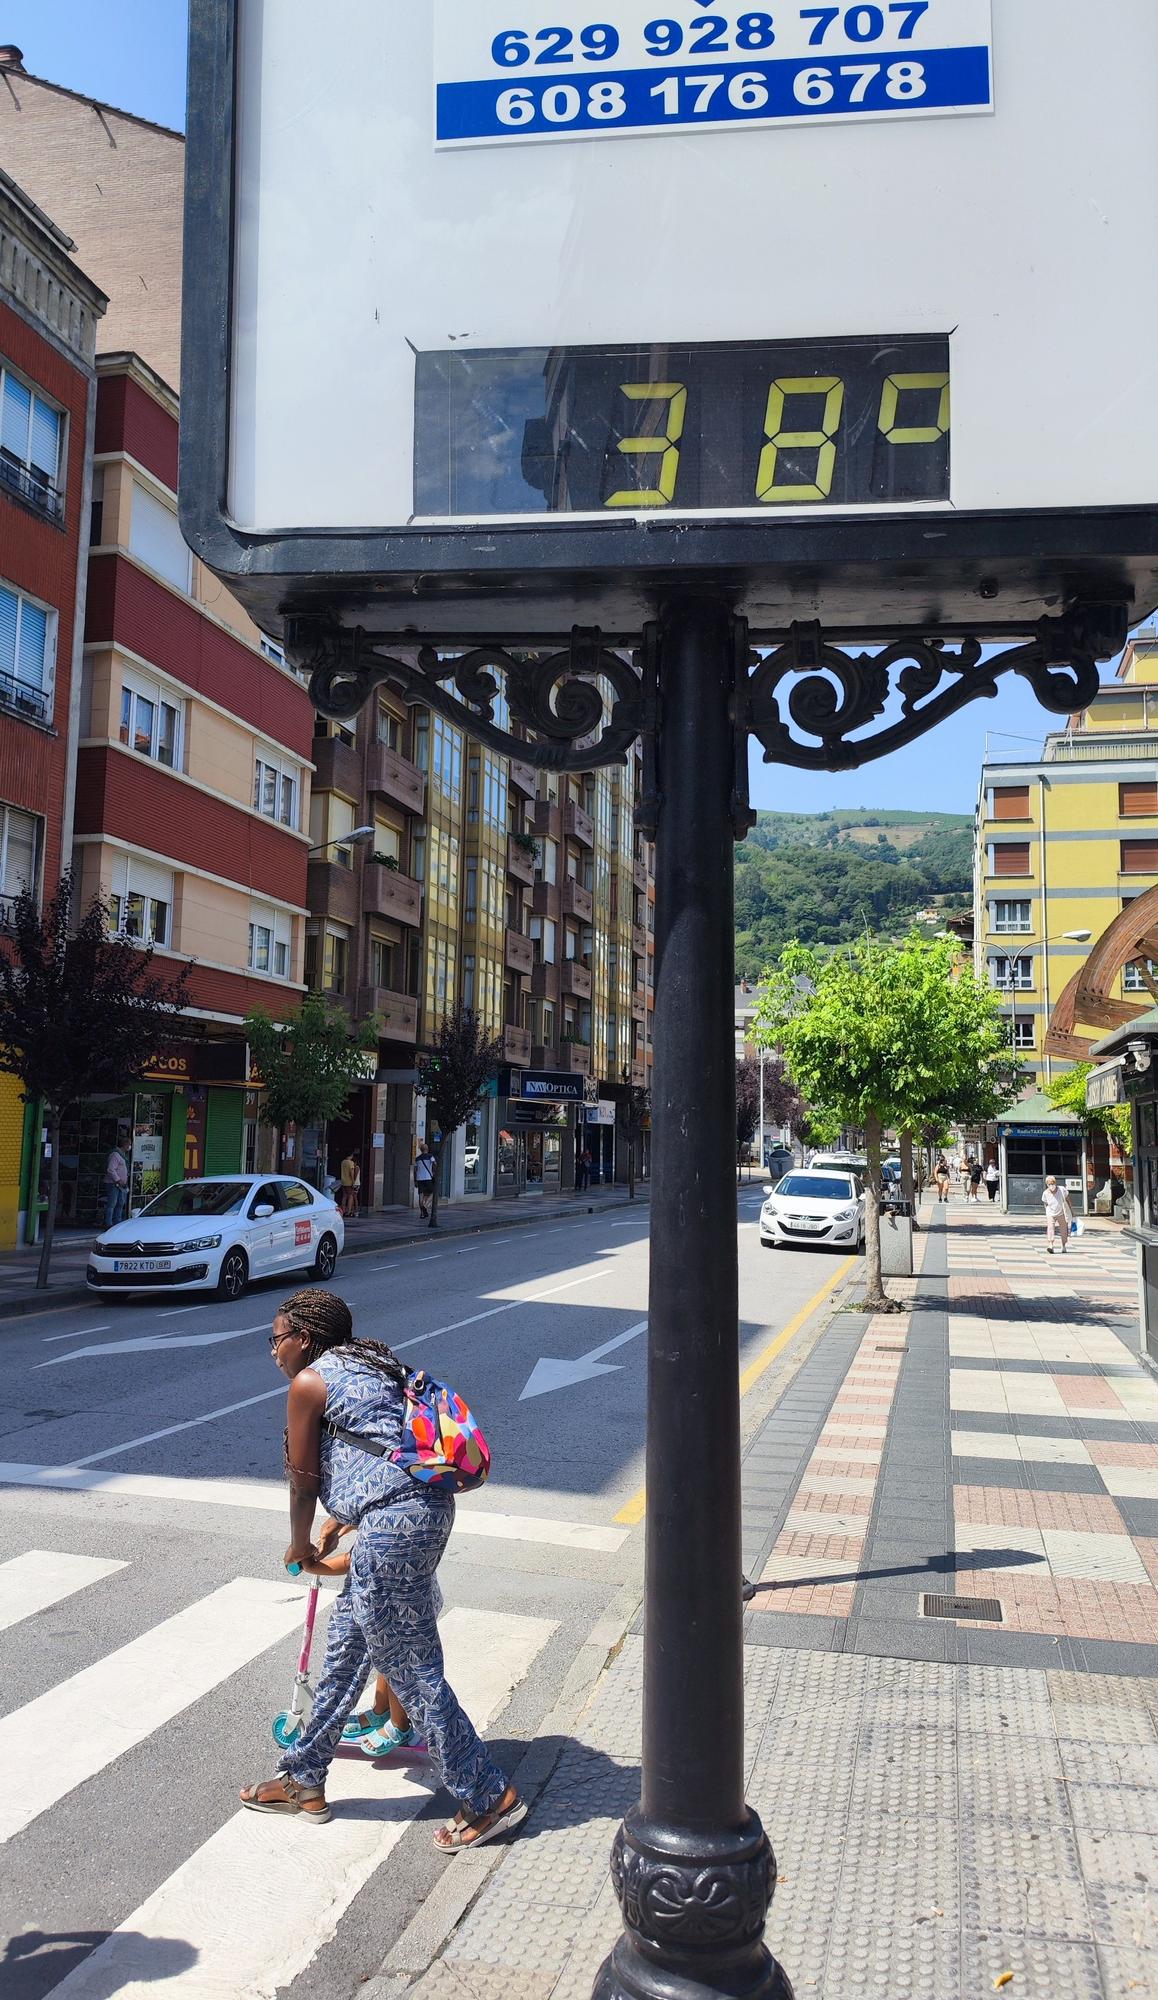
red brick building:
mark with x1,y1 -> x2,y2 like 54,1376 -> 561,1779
0,166 -> 106,1244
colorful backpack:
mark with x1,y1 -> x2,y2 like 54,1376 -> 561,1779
393,1370 -> 491,1492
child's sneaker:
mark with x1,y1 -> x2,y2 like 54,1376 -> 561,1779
361,1723 -> 425,1758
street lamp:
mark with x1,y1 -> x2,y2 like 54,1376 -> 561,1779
307,825 -> 374,856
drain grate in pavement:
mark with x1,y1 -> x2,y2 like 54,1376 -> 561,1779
875,1343 -> 909,1353
921,1592 -> 1004,1623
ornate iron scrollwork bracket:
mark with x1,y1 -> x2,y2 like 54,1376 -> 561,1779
738,600 -> 1127,779
290,616 -> 643,776
290,599 -> 1128,846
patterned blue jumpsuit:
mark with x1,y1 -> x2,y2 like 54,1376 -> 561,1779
277,1352 -> 508,1815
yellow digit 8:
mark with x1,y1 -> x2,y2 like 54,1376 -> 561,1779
604,383 -> 687,509
756,377 -> 845,503
878,372 -> 950,444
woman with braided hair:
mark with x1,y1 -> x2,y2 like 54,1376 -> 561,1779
240,1287 -> 526,1846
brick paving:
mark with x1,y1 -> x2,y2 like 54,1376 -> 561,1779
391,1204 -> 1158,2000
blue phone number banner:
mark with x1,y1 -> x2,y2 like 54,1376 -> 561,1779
434,1 -> 994,148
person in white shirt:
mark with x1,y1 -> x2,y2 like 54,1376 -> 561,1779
984,1161 -> 1000,1203
1041,1175 -> 1074,1254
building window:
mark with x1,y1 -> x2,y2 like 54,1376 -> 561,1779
376,703 -> 403,751
370,934 -> 401,991
1124,959 -> 1158,994
314,715 -> 355,747
1008,1015 -> 1036,1050
473,753 -> 507,831
989,784 -> 1031,820
462,951 -> 476,1009
0,366 -> 63,521
990,898 -> 1033,934
120,671 -> 182,768
323,926 -> 350,995
309,792 -> 357,864
1121,839 -> 1158,875
129,480 -> 192,593
259,634 -> 286,665
110,854 -> 173,947
465,857 -> 477,925
0,581 -> 54,723
989,841 -> 1031,877
989,954 -> 1034,991
1120,781 -> 1158,818
541,837 -> 558,885
254,752 -> 300,828
248,905 -> 290,978
432,716 -> 462,804
373,817 -> 402,864
0,803 -> 40,918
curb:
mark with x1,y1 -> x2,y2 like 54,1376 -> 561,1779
0,1192 -> 654,1324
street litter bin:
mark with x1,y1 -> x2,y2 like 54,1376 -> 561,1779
879,1198 -> 914,1277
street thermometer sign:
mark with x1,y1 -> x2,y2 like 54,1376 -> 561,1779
182,0 -> 1158,639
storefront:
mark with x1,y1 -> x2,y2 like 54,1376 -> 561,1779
44,1040 -> 249,1236
493,1068 -> 584,1195
996,1094 -> 1087,1214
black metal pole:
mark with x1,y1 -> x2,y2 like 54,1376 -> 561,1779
595,595 -> 791,2000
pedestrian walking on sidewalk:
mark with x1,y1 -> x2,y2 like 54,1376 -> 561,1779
413,1140 -> 435,1219
969,1159 -> 983,1203
934,1156 -> 951,1203
240,1288 -> 526,1847
984,1160 -> 1000,1202
338,1151 -> 360,1221
1042,1175 -> 1074,1253
103,1146 -> 129,1229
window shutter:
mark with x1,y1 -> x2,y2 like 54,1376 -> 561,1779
0,586 -> 17,677
993,842 -> 1031,876
1119,781 -> 1158,818
16,599 -> 47,689
1121,839 -> 1158,875
1,374 -> 30,459
29,397 -> 61,481
992,786 -> 1030,820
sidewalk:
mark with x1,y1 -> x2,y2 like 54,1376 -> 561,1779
0,1183 -> 651,1320
394,1203 -> 1158,2000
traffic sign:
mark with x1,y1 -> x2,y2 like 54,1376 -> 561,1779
182,0 -> 1158,639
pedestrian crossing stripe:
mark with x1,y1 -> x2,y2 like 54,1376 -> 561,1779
0,1549 -> 127,1633
0,1577 -> 308,1846
41,1605 -> 557,2000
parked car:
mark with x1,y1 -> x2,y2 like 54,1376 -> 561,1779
760,1170 -> 865,1252
87,1174 -> 345,1301
808,1151 -> 868,1181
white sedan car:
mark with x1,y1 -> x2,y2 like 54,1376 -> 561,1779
760,1170 -> 865,1252
87,1175 -> 345,1301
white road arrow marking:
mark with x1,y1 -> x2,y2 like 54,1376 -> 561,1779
38,1322 -> 268,1366
519,1319 -> 648,1400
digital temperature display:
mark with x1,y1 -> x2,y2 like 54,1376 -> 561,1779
414,335 -> 949,517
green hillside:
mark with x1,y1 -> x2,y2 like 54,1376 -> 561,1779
735,809 -> 973,979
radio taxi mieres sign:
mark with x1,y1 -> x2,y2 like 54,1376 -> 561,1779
433,0 -> 993,148
182,0 -> 1158,639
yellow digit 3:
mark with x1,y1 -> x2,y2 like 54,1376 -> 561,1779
756,376 -> 845,503
877,372 -> 950,444
604,383 -> 687,508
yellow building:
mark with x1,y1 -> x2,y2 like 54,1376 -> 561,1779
973,636 -> 1158,1092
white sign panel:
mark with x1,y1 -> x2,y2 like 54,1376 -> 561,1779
226,0 -> 1158,540
433,0 -> 993,148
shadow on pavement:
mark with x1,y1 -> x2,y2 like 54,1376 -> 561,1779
751,1546 -> 1047,1595
1,1928 -> 197,2000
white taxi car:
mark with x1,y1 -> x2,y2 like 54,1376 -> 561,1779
760,1170 -> 865,1252
87,1175 -> 345,1301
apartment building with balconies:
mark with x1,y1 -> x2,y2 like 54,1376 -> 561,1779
0,168 -> 106,1246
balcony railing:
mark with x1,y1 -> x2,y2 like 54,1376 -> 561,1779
631,990 -> 647,1022
630,1060 -> 647,1088
503,1023 -> 532,1065
532,1041 -> 559,1070
633,855 -> 648,893
532,880 -> 560,921
0,668 -> 51,725
631,923 -> 647,957
362,864 -> 423,927
562,878 -> 593,921
307,856 -> 360,926
532,799 -> 562,841
507,833 -> 537,885
563,800 -> 595,848
531,961 -> 560,1000
562,1040 -> 592,1075
0,456 -> 63,524
357,986 -> 419,1043
509,758 -> 538,798
367,740 -> 426,814
505,927 -> 534,976
562,958 -> 593,999
312,732 -> 361,798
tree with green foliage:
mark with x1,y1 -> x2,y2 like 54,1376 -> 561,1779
0,873 -> 191,1288
1045,1062 -> 1132,1157
246,994 -> 379,1188
417,1005 -> 504,1228
756,933 -> 1015,1309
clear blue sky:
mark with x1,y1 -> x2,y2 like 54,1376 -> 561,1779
6,1 -> 1128,814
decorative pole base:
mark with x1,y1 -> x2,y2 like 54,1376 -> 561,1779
593,1810 -> 794,2000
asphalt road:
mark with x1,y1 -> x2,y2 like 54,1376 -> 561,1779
0,1185 -> 852,2000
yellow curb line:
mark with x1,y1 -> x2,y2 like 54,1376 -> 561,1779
613,1255 -> 856,1527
